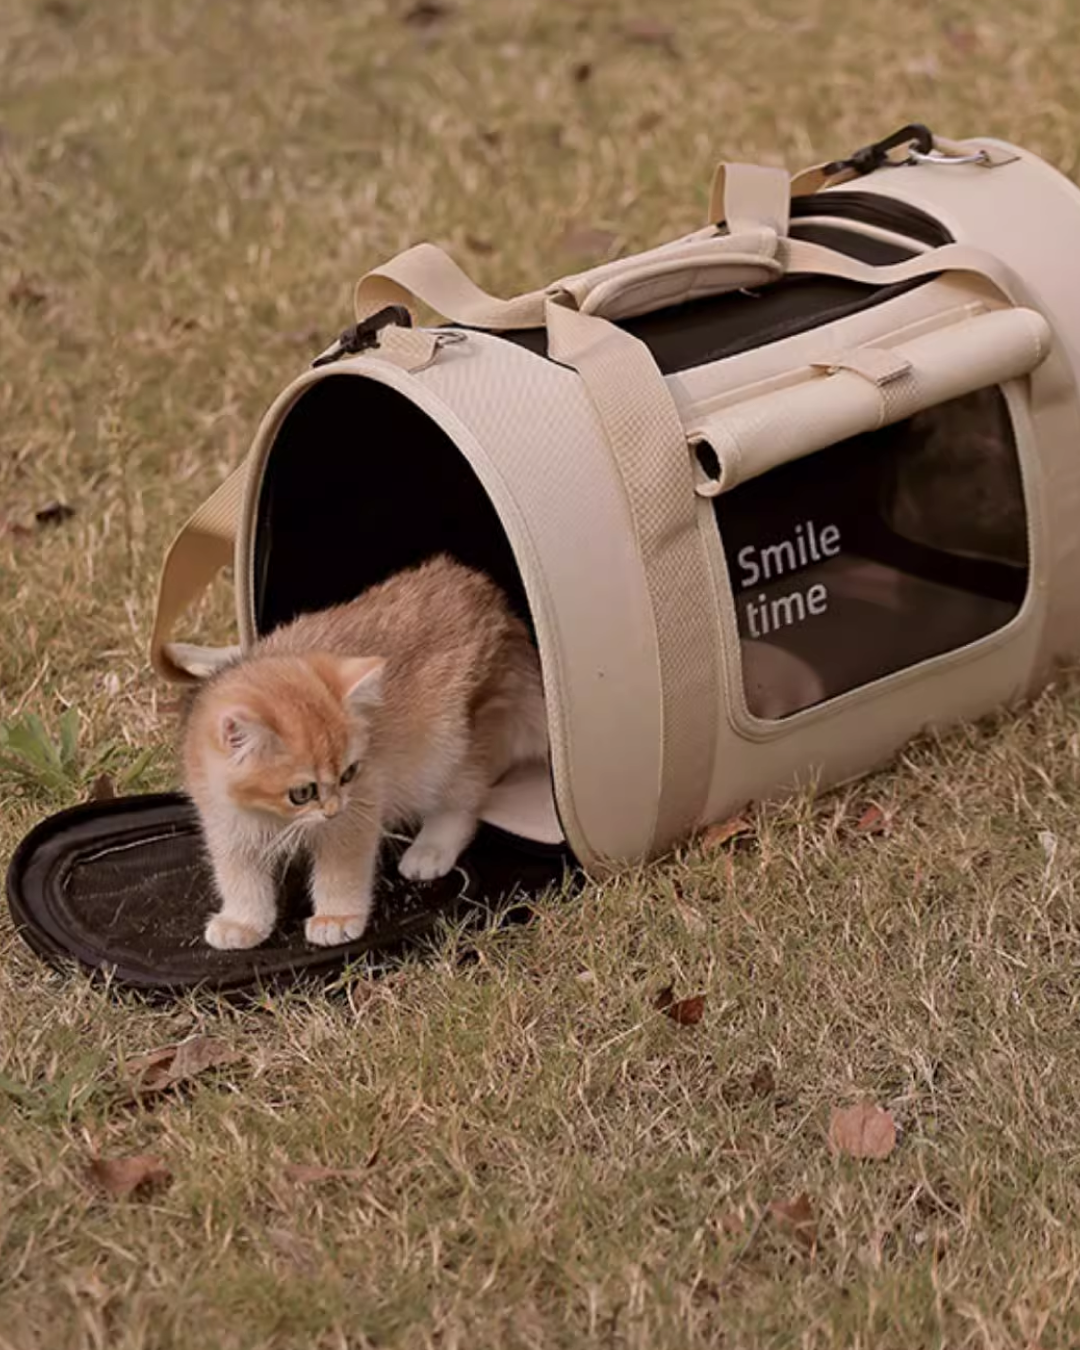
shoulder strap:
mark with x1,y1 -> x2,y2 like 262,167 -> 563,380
150,463 -> 246,681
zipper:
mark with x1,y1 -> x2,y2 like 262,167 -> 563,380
790,192 -> 954,248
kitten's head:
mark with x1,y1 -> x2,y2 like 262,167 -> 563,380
188,652 -> 385,826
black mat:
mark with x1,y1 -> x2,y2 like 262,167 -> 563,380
5,794 -> 574,993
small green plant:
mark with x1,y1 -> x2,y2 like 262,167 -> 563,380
0,708 -> 157,799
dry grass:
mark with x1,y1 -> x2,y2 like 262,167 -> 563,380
4,0 -> 1080,1345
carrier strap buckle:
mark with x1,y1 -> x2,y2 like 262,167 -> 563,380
821,123 -> 934,178
311,304 -> 413,368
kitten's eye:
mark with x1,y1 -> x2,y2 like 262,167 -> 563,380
339,762 -> 359,786
287,782 -> 318,806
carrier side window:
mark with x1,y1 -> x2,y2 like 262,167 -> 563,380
708,387 -> 1028,720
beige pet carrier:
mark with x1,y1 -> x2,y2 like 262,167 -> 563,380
150,124 -> 1080,873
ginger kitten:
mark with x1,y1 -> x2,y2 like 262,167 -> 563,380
182,556 -> 548,950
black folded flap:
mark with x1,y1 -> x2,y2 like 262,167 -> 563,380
5,794 -> 573,994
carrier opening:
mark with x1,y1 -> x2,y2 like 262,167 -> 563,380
252,374 -> 564,848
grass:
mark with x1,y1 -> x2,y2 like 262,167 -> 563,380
4,0 -> 1080,1344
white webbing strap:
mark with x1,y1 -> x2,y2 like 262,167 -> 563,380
782,238 -> 1028,303
545,298 -> 720,851
354,242 -> 550,330
708,163 -> 792,233
151,461 -> 247,682
353,232 -> 784,330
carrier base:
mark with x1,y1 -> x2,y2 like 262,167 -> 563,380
5,794 -> 573,995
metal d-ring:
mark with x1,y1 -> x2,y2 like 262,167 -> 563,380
907,148 -> 991,166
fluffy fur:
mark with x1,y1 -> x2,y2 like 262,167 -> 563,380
182,557 -> 548,950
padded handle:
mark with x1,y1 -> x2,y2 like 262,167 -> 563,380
689,306 -> 1052,495
353,228 -> 784,330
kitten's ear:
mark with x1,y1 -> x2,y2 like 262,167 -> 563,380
338,656 -> 386,712
218,707 -> 274,761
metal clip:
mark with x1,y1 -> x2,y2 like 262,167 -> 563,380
821,123 -> 934,178
311,304 -> 414,369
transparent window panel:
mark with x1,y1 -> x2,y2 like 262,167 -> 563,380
709,387 -> 1028,720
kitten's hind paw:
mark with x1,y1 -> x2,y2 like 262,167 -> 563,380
205,915 -> 271,950
305,914 -> 369,946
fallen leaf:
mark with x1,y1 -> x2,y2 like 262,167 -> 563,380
283,1163 -> 366,1185
655,988 -> 706,1026
7,276 -> 48,309
87,774 -> 116,802
86,1154 -> 171,1198
701,815 -> 753,850
126,1035 -> 241,1094
623,18 -> 677,51
768,1192 -> 817,1249
403,0 -> 450,26
558,224 -> 619,258
853,803 -> 888,836
40,0 -> 82,23
749,1062 -> 776,1097
944,23 -> 979,52
34,501 -> 76,528
828,1100 -> 897,1159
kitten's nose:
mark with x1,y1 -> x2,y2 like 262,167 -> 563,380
323,796 -> 340,818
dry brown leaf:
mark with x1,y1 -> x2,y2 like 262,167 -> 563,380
944,23 -> 980,52
853,803 -> 888,836
283,1163 -> 366,1185
655,989 -> 705,1026
127,1035 -> 241,1094
749,1062 -> 776,1097
403,0 -> 451,27
86,1154 -> 171,1198
701,815 -> 753,850
623,18 -> 677,50
34,501 -> 76,528
87,774 -> 116,802
768,1192 -> 817,1249
558,224 -> 619,258
828,1100 -> 897,1159
7,276 -> 48,310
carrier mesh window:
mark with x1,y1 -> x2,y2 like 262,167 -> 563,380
709,387 -> 1028,720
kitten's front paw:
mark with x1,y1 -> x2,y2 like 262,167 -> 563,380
398,839 -> 460,882
305,914 -> 369,946
205,914 -> 271,950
